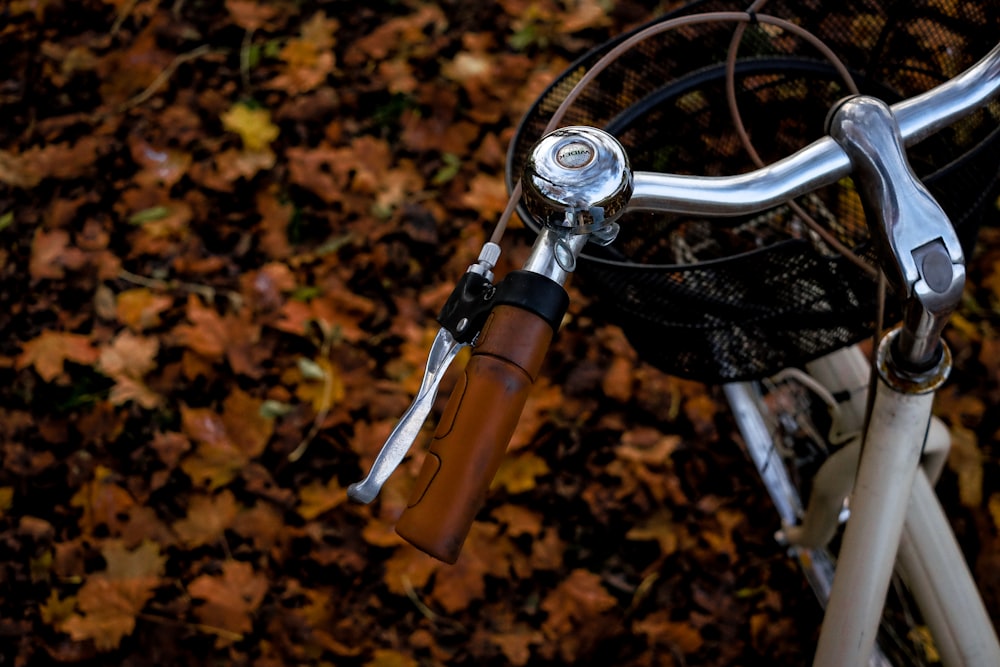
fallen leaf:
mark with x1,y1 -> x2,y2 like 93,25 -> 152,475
30,227 -> 87,281
115,288 -> 174,332
188,560 -> 268,641
949,425 -> 984,507
221,103 -> 279,152
173,490 -> 241,547
541,569 -> 617,637
491,452 -> 550,494
59,541 -> 165,651
296,478 -> 348,520
180,388 -> 275,489
633,610 -> 704,654
17,330 -> 99,382
70,466 -> 135,535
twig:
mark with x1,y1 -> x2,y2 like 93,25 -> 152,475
111,0 -> 139,35
287,333 -> 337,462
286,365 -> 333,462
240,29 -> 256,92
117,45 -> 214,113
137,612 -> 244,643
117,268 -> 217,303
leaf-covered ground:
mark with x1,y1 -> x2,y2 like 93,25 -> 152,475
1,1 -> 999,665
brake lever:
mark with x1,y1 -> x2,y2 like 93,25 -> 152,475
348,327 -> 464,503
347,243 -> 501,503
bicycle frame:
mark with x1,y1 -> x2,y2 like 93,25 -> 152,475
637,41 -> 1000,667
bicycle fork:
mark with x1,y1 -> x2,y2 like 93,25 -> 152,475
812,96 -> 1000,667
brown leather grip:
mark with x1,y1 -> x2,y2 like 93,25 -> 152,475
395,304 -> 554,563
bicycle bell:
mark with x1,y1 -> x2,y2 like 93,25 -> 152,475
522,126 -> 633,243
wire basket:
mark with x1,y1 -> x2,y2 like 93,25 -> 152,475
506,0 -> 1000,382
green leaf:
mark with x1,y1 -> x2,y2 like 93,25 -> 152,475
297,357 -> 326,381
0,211 -> 13,231
128,206 -> 170,225
259,399 -> 294,419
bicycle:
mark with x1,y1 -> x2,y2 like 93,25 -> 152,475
350,1 -> 1000,664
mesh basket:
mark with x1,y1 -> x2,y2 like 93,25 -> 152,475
506,0 -> 1000,382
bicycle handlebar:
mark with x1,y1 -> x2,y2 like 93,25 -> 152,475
353,39 -> 999,565
396,303 -> 560,563
628,42 -> 1000,217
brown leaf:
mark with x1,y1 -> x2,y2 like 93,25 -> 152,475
98,330 -> 159,379
173,490 -> 241,547
59,541 -> 165,651
188,560 -> 268,641
541,569 -> 617,636
173,294 -> 228,360
633,610 -> 704,654
70,466 -> 135,535
30,227 -> 87,281
491,452 -> 549,494
949,425 -> 984,508
296,478 -> 348,520
180,388 -> 274,489
116,288 -> 174,331
17,330 -> 99,382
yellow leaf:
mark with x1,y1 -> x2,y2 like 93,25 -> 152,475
491,452 -> 549,494
365,649 -> 418,667
297,478 -> 348,520
221,103 -> 279,152
948,425 -> 983,508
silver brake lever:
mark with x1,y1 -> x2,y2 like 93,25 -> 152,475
348,242 -> 502,504
348,327 -> 464,503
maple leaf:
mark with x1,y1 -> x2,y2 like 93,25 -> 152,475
188,560 -> 268,643
633,610 -> 705,654
491,452 -> 550,494
173,490 -> 241,547
98,330 -> 159,378
296,478 -> 348,520
173,294 -> 227,359
625,508 -> 682,557
365,649 -> 419,667
221,103 -> 279,152
541,569 -> 617,637
17,330 -> 99,382
949,425 -> 984,508
225,0 -> 280,30
30,227 -> 87,281
427,522 -> 515,613
70,466 -> 136,535
180,388 -> 274,489
97,330 -> 162,409
116,288 -> 173,331
59,541 -> 165,651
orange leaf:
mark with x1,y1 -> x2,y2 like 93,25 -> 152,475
69,466 -> 135,535
59,541 -> 165,651
173,294 -> 228,360
173,490 -> 241,547
491,452 -> 549,494
188,560 -> 268,640
116,288 -> 173,331
98,330 -> 159,379
491,504 -> 543,537
180,389 -> 274,489
633,610 -> 704,654
365,649 -> 419,667
297,478 -> 348,520
17,330 -> 98,382
625,508 -> 681,556
30,227 -> 87,280
540,569 -> 617,637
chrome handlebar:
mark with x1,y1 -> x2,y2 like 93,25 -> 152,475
626,42 -> 1000,218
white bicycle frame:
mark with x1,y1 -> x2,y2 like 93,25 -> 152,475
635,42 -> 1000,667
728,341 -> 999,667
